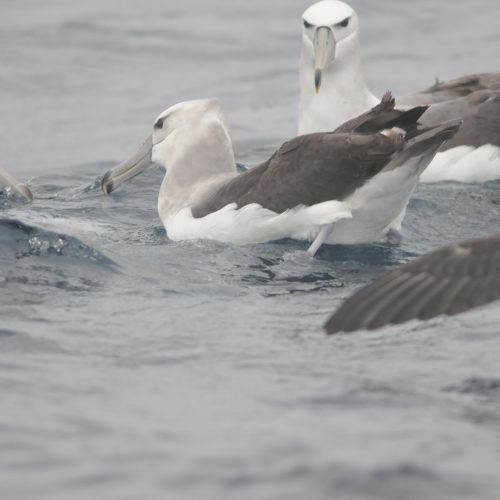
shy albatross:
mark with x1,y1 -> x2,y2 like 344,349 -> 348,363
299,0 -> 500,183
101,95 -> 459,254
0,168 -> 33,201
325,233 -> 500,333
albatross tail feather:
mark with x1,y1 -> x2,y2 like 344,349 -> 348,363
333,91 -> 428,136
382,119 -> 462,175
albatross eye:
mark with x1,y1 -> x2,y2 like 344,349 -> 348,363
154,118 -> 164,129
337,17 -> 350,28
303,19 -> 313,29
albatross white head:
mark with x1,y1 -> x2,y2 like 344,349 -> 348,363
150,99 -> 234,176
298,0 -> 378,134
101,99 -> 237,221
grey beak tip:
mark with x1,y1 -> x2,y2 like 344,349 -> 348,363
23,186 -> 33,202
101,171 -> 114,195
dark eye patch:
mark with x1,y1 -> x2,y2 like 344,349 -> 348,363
154,117 -> 164,129
337,17 -> 350,28
303,19 -> 313,29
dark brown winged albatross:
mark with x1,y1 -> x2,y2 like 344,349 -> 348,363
299,0 -> 500,183
325,233 -> 500,333
101,94 -> 459,255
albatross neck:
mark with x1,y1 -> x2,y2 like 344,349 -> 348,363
158,119 -> 237,218
298,33 -> 378,134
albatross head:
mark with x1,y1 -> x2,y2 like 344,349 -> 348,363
301,0 -> 359,93
150,99 -> 230,169
101,99 -> 234,194
298,1 -> 378,134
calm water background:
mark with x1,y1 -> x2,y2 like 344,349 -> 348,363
1,1 -> 500,499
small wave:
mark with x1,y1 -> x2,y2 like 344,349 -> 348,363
0,188 -> 33,208
0,218 -> 116,267
237,251 -> 343,295
0,328 -> 68,354
445,377 -> 500,396
83,175 -> 105,193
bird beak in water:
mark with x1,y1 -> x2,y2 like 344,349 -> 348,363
0,168 -> 33,201
314,26 -> 336,94
101,135 -> 154,194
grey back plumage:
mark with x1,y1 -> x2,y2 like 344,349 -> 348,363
334,92 -> 428,138
325,233 -> 500,334
420,90 -> 500,149
400,73 -> 500,105
397,73 -> 500,149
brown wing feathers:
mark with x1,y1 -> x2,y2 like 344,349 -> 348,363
325,234 -> 500,334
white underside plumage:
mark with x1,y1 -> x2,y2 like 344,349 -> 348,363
162,200 -> 352,244
324,154 -> 423,244
420,144 -> 500,183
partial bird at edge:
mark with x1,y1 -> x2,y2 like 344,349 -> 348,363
298,0 -> 500,183
325,233 -> 500,334
0,168 -> 33,202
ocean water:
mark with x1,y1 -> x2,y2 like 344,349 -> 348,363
2,1 -> 500,499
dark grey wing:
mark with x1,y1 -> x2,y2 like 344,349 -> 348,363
420,90 -> 500,148
192,132 -> 402,218
400,73 -> 500,105
334,91 -> 428,137
191,160 -> 271,217
325,233 -> 500,334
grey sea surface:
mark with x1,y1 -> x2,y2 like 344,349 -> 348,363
1,1 -> 500,499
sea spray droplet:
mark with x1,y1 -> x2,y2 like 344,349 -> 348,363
1,219 -> 115,265
27,235 -> 67,256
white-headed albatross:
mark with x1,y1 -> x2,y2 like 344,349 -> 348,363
325,233 -> 500,333
0,168 -> 33,201
299,0 -> 500,183
101,94 -> 459,255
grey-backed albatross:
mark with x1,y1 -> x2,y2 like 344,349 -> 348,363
299,0 -> 500,183
101,94 -> 459,255
325,233 -> 500,333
